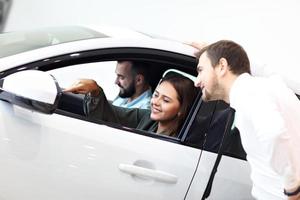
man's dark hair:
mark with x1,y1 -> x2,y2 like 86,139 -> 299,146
199,40 -> 251,75
117,60 -> 150,83
131,61 -> 150,83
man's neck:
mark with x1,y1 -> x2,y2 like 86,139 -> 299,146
222,73 -> 239,104
128,85 -> 150,103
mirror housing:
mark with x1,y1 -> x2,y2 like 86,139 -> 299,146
0,70 -> 61,114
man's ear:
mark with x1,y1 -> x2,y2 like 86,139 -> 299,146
135,74 -> 144,85
218,57 -> 229,77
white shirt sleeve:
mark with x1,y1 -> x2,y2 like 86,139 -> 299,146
248,89 -> 300,190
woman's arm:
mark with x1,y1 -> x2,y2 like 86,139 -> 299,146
64,79 -> 149,128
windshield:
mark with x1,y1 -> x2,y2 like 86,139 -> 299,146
0,26 -> 108,58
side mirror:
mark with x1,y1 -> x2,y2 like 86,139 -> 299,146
0,70 -> 61,114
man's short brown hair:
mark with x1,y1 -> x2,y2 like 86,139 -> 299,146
199,40 -> 251,75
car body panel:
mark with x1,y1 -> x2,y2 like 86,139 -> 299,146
186,151 -> 254,199
0,101 -> 201,200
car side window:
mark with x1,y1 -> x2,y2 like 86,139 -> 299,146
49,61 -> 119,100
184,100 -> 247,160
51,62 -> 200,140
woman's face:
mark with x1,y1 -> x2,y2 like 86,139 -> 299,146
150,81 -> 180,123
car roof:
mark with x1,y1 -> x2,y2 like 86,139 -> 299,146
0,26 -> 196,72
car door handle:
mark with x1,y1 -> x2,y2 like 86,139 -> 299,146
119,163 -> 178,184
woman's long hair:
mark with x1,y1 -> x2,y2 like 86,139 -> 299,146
160,72 -> 198,136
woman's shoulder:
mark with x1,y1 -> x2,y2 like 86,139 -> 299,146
136,109 -> 157,131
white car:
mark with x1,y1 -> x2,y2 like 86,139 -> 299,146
0,26 -> 254,200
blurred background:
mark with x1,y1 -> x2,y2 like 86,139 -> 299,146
1,0 -> 300,90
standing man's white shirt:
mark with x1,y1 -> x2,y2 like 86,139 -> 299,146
230,73 -> 300,200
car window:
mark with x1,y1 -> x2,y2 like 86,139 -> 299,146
183,100 -> 247,160
50,61 -> 201,140
0,26 -> 108,58
49,61 -> 119,100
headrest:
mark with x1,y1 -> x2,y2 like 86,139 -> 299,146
162,69 -> 196,82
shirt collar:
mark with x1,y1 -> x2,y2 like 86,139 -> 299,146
128,88 -> 152,104
229,73 -> 251,109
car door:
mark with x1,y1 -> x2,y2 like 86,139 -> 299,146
183,101 -> 253,199
0,101 -> 201,200
0,47 -> 207,200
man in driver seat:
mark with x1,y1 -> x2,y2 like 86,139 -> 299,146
113,61 -> 152,109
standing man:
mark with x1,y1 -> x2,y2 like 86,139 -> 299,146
193,40 -> 300,200
113,61 -> 152,109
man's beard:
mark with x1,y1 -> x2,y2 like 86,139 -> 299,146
118,82 -> 136,98
202,79 -> 222,102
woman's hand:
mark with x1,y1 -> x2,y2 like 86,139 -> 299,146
63,79 -> 100,96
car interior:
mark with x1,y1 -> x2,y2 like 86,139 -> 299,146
55,63 -> 200,131
55,61 -> 186,116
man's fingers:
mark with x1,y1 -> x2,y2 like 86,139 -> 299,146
63,82 -> 84,93
63,87 -> 80,93
63,79 -> 98,94
184,41 -> 208,58
189,41 -> 208,50
63,87 -> 76,93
